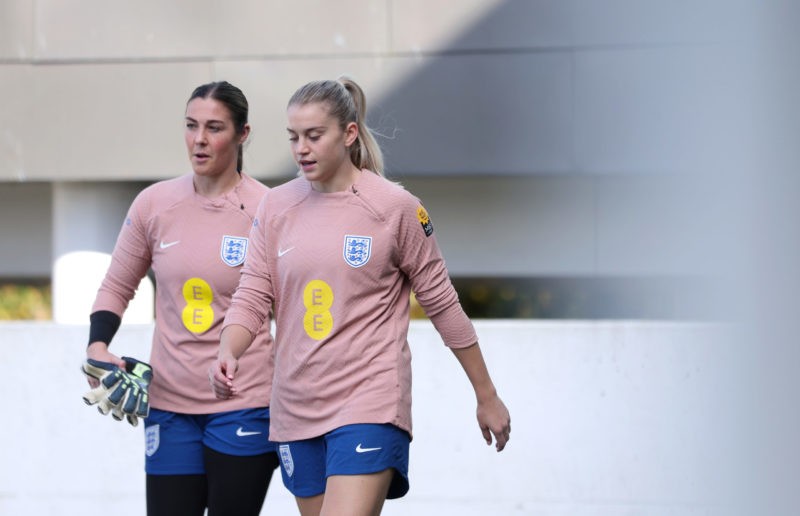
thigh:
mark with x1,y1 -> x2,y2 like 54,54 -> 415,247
321,469 -> 394,516
144,409 -> 206,475
146,473 -> 207,516
203,446 -> 279,516
325,424 -> 411,499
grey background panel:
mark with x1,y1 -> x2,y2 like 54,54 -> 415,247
0,182 -> 52,276
377,52 -> 572,175
33,0 -> 389,60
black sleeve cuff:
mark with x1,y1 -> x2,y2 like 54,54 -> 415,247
88,310 -> 122,346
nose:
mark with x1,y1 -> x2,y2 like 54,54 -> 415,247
294,137 -> 309,156
194,129 -> 208,145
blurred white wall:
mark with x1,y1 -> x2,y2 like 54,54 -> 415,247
0,320 -> 731,516
52,251 -> 153,324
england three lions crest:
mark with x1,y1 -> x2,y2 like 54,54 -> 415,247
221,235 -> 249,267
343,235 -> 372,268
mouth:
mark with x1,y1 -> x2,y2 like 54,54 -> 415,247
299,160 -> 317,172
194,153 -> 211,162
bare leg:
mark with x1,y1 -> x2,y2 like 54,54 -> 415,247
320,469 -> 394,516
295,493 -> 324,516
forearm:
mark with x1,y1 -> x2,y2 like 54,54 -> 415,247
451,342 -> 497,402
219,324 -> 255,360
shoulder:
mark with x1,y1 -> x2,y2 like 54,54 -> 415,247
359,172 -> 436,238
359,171 -> 423,217
263,176 -> 311,213
135,174 -> 193,204
129,174 -> 193,215
240,173 -> 270,195
239,173 -> 270,206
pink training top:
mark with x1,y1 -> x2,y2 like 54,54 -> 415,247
224,170 -> 477,442
92,173 -> 274,414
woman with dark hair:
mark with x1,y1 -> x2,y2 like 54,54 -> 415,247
84,81 -> 278,515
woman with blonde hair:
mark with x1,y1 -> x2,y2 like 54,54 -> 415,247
212,77 -> 510,515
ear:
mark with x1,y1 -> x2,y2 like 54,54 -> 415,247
239,123 -> 251,144
344,121 -> 359,147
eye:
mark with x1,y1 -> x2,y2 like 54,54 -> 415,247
288,135 -> 298,142
186,121 -> 197,129
309,135 -> 321,142
208,126 -> 222,133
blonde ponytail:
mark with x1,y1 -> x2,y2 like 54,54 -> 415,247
338,77 -> 384,176
288,76 -> 385,176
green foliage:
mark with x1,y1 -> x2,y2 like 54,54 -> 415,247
0,283 -> 52,320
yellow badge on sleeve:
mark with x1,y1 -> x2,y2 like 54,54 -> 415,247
416,205 -> 434,237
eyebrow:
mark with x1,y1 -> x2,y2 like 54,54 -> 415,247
186,116 -> 226,125
286,126 -> 326,133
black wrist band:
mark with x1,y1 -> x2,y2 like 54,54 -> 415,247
88,310 -> 122,346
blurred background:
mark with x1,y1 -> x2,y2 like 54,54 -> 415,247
1,1 -> 798,515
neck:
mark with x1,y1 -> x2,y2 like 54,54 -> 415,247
194,169 -> 242,198
312,164 -> 361,193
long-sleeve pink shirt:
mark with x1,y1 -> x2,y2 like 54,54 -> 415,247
224,170 -> 477,441
92,173 -> 274,414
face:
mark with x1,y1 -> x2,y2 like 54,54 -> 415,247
286,101 -> 358,190
184,97 -> 248,178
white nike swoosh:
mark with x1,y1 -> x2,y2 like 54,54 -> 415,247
355,443 -> 382,453
159,240 -> 180,249
236,427 -> 262,437
278,246 -> 295,257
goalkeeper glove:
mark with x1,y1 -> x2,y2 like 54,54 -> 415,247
120,356 -> 153,424
81,357 -> 153,427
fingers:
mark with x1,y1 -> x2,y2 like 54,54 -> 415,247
477,395 -> 511,452
208,359 -> 238,399
86,346 -> 125,369
83,384 -> 108,405
481,422 -> 511,451
480,424 -> 492,446
494,423 -> 511,452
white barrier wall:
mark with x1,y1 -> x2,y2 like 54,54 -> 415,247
0,320 -> 738,515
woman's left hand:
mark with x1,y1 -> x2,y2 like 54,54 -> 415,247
477,394 -> 511,452
208,355 -> 239,399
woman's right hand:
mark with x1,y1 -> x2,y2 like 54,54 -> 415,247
85,341 -> 125,388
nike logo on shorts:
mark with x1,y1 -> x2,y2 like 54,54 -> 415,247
159,240 -> 180,249
278,246 -> 294,257
355,443 -> 382,453
236,427 -> 261,437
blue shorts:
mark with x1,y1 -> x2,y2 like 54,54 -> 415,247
144,407 -> 275,475
277,423 -> 410,499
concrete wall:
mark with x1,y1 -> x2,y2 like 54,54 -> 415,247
0,320 -> 739,515
0,0 -> 762,283
0,0 -> 746,181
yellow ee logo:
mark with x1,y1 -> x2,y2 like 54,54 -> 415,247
181,277 -> 214,333
303,279 -> 334,340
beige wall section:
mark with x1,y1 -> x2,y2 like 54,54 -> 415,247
0,65 -> 30,181
34,0 -> 390,59
0,0 -> 32,59
18,63 -> 210,181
